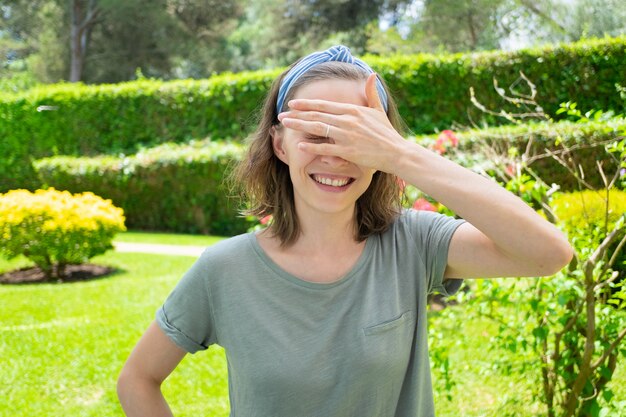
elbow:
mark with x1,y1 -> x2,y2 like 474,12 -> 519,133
543,240 -> 575,276
117,365 -> 163,398
116,368 -> 133,404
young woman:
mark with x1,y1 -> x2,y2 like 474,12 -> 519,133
117,45 -> 574,417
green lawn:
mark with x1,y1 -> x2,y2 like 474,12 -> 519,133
113,230 -> 226,247
1,250 -> 229,417
1,235 -> 625,416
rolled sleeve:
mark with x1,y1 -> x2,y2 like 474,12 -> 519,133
407,210 -> 466,296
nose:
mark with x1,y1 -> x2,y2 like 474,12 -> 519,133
319,154 -> 349,167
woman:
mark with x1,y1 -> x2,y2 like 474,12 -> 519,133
117,46 -> 573,417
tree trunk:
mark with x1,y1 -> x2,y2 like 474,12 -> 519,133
69,0 -> 101,82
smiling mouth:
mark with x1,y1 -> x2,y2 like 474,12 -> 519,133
310,174 -> 355,187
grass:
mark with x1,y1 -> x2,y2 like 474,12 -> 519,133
1,233 -> 625,416
113,230 -> 226,247
0,251 -> 229,417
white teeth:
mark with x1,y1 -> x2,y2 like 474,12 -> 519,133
313,175 -> 350,187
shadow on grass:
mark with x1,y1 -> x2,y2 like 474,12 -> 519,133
0,264 -> 125,285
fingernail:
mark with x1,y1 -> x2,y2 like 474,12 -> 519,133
277,112 -> 286,121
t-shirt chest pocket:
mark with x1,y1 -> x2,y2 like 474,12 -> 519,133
363,310 -> 415,336
358,310 -> 416,377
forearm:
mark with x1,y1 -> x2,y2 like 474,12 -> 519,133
394,142 -> 572,262
117,375 -> 174,417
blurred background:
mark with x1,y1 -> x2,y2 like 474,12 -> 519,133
1,0 -> 625,89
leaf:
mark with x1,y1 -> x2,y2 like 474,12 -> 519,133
602,388 -> 614,402
557,293 -> 569,306
532,326 -> 548,341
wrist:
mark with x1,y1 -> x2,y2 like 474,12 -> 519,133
391,141 -> 428,179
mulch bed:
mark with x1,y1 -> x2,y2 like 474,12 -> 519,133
0,264 -> 118,285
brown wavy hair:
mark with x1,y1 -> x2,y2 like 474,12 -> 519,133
230,61 -> 407,246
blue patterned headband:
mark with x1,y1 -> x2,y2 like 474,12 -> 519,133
276,45 -> 389,116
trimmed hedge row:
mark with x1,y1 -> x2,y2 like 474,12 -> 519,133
444,117 -> 626,191
367,35 -> 626,134
2,36 -> 625,192
34,140 -> 251,236
33,119 -> 624,235
0,70 -> 279,192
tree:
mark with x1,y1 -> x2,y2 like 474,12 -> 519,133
228,0 -> 411,70
0,0 -> 244,83
69,0 -> 102,82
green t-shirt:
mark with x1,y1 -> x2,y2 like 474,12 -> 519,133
157,209 -> 466,417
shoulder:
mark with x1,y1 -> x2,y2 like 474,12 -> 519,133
381,209 -> 465,250
387,209 -> 451,235
195,233 -> 255,268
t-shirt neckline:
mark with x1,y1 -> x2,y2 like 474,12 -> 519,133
247,232 -> 375,290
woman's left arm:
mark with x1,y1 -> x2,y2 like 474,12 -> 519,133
279,74 -> 574,279
395,142 -> 574,279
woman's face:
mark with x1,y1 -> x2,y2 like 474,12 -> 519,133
272,78 -> 376,219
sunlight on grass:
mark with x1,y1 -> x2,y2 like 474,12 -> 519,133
113,230 -> 227,246
0,251 -> 229,417
1,240 -> 624,416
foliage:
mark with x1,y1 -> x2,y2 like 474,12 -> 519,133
443,78 -> 626,415
0,68 -> 278,191
226,0 -> 411,70
550,190 -> 626,249
2,36 -> 624,192
367,35 -> 626,133
385,0 -> 626,55
33,140 -> 251,236
0,188 -> 126,280
0,0 -> 246,83
412,116 -> 626,193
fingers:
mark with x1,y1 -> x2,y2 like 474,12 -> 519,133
365,73 -> 385,112
278,109 -> 341,126
297,141 -> 343,157
286,99 -> 354,115
280,117 -> 341,140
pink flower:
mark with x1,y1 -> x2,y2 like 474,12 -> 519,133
441,130 -> 459,146
433,130 -> 460,155
412,198 -> 437,212
259,215 -> 272,225
505,163 -> 516,176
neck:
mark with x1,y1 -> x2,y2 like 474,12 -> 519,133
291,203 -> 360,253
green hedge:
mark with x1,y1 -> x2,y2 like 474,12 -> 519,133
32,119 -> 624,235
421,117 -> 626,191
368,36 -> 626,134
0,70 -> 279,192
34,140 -> 251,236
2,36 -> 625,192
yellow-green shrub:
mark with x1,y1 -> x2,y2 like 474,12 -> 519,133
550,189 -> 626,286
0,188 -> 126,280
550,189 -> 626,245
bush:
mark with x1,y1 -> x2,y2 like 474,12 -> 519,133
550,190 -> 626,247
368,36 -> 626,134
449,112 -> 626,415
0,188 -> 126,280
34,140 -> 251,236
415,117 -> 626,192
551,190 -> 626,300
31,117 -> 620,236
2,36 -> 625,192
